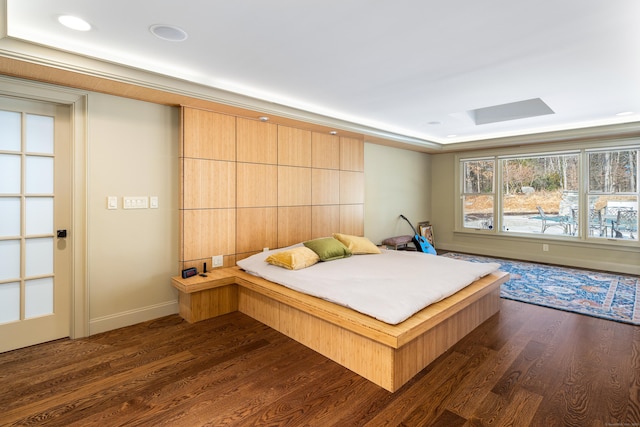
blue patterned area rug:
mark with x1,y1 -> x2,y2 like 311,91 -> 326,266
442,252 -> 640,326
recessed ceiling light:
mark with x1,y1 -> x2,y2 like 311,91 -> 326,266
149,24 -> 188,42
616,111 -> 634,116
58,15 -> 92,31
329,131 -> 338,135
258,116 -> 269,122
447,134 -> 457,138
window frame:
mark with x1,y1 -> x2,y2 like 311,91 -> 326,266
455,142 -> 640,246
585,146 -> 639,240
460,157 -> 496,231
499,150 -> 580,236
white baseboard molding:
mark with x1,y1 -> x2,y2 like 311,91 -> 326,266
440,244 -> 640,276
89,300 -> 179,335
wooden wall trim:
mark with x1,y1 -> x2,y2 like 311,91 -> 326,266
180,107 -> 365,271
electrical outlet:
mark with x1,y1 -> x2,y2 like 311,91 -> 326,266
212,255 -> 223,267
263,247 -> 269,252
542,244 -> 549,252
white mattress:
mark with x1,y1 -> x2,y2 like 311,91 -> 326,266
237,246 -> 501,325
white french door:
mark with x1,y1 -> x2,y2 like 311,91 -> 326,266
0,96 -> 71,353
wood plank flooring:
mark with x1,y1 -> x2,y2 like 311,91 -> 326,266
1,299 -> 638,426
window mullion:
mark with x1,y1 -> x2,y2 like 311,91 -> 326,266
495,157 -> 502,233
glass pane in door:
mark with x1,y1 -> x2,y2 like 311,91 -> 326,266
0,240 -> 20,281
0,282 -> 20,323
25,156 -> 53,194
25,237 -> 54,277
26,114 -> 54,154
0,198 -> 21,237
26,198 -> 54,235
0,110 -> 21,151
0,154 -> 21,193
25,278 -> 54,318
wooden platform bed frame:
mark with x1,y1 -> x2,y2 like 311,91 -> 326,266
172,267 -> 509,392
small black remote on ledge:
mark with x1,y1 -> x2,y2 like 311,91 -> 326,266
199,262 -> 208,277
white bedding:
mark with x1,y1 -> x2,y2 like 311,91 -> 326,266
237,246 -> 501,325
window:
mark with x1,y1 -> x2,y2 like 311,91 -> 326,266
587,149 -> 638,239
461,159 -> 495,230
501,154 -> 578,235
458,145 -> 639,242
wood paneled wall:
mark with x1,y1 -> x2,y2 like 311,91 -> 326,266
180,107 -> 364,270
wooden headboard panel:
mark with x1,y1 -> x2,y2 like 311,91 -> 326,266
179,106 -> 365,271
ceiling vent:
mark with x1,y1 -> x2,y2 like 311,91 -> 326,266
150,24 -> 188,42
470,98 -> 554,125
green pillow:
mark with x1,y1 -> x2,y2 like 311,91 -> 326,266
303,237 -> 352,261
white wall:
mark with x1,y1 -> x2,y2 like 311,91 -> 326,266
364,143 -> 432,244
81,95 -> 434,334
11,76 -> 636,340
87,93 -> 180,334
8,74 -> 636,340
85,113 -> 434,334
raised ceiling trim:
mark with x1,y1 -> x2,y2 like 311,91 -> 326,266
0,33 -> 443,151
440,121 -> 640,153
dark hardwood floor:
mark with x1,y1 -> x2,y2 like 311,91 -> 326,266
1,299 -> 638,426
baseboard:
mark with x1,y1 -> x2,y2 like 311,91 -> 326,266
439,244 -> 640,275
89,300 -> 179,335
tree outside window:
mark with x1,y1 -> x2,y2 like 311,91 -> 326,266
459,146 -> 638,241
502,154 -> 578,235
588,149 -> 638,240
461,159 -> 494,230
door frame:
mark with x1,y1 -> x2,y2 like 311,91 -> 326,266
0,75 -> 88,339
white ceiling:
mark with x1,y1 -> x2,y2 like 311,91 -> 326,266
4,0 -> 640,146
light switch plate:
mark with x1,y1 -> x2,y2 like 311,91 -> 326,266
212,255 -> 223,267
150,196 -> 159,209
123,196 -> 149,209
107,196 -> 118,210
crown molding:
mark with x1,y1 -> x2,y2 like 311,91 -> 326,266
0,27 -> 442,151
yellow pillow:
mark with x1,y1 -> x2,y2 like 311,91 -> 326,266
333,233 -> 381,254
265,247 -> 320,270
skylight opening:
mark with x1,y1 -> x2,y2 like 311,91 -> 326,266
470,98 -> 555,125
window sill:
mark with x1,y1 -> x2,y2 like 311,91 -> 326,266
453,228 -> 640,252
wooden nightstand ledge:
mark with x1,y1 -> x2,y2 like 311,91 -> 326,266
171,269 -> 238,323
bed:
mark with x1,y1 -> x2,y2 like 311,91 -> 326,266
172,239 -> 508,392
236,243 -> 501,325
